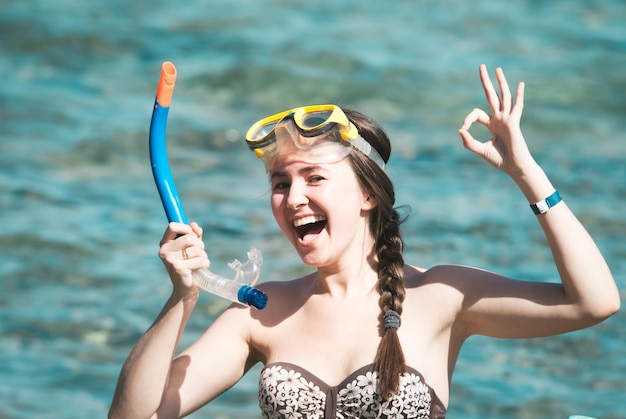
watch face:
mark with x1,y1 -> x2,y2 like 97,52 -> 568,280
536,200 -> 549,213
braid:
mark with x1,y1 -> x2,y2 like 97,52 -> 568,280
373,210 -> 406,399
343,108 -> 407,400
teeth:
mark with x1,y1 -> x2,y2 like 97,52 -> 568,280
293,215 -> 326,227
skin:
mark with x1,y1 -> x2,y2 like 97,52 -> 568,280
109,65 -> 620,418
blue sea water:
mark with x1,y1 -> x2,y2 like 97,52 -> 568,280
1,0 -> 625,417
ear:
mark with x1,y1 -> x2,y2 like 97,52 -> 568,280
361,193 -> 378,211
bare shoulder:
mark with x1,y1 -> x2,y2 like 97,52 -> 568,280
402,263 -> 503,324
209,274 -> 314,333
246,273 -> 315,326
406,263 -> 503,289
403,264 -> 468,310
256,273 -> 315,306
239,274 -> 315,363
404,263 -> 476,291
257,273 -> 315,294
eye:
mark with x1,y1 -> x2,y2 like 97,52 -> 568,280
308,175 -> 325,184
271,180 -> 290,191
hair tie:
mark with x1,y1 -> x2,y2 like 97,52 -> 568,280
383,309 -> 401,330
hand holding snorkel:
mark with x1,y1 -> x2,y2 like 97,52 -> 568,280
149,62 -> 267,309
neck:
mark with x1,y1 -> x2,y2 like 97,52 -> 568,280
310,212 -> 379,298
313,250 -> 378,299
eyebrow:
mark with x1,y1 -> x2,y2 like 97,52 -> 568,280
270,165 -> 327,180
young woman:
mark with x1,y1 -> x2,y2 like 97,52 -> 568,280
109,65 -> 619,418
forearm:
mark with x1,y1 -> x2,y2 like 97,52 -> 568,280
511,164 -> 620,320
109,290 -> 199,419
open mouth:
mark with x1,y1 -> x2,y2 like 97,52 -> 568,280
293,215 -> 327,240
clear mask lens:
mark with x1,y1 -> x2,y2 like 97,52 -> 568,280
259,120 -> 352,170
246,105 -> 386,171
300,110 -> 333,130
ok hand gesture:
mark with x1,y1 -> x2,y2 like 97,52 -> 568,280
458,64 -> 537,177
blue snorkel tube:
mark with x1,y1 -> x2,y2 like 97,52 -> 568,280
149,62 -> 267,309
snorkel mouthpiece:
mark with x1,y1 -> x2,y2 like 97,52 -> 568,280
229,247 -> 263,285
191,246 -> 267,309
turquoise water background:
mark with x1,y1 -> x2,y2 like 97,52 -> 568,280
1,0 -> 624,417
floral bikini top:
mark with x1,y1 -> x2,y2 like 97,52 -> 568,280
258,362 -> 446,418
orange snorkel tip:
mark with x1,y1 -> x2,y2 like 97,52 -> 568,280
156,61 -> 177,107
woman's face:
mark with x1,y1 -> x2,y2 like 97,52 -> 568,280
269,154 -> 376,269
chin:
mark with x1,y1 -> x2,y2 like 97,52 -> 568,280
296,250 -> 327,268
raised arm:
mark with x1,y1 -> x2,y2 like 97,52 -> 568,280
455,64 -> 620,338
109,222 -> 253,418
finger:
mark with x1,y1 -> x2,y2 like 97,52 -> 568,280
479,64 -> 501,114
187,253 -> 211,271
170,222 -> 193,234
179,244 -> 205,259
460,108 -> 491,131
512,81 -> 525,116
160,222 -> 202,247
189,222 -> 204,239
495,67 -> 511,113
180,246 -> 211,269
161,222 -> 193,242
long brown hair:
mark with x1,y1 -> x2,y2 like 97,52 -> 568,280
344,108 -> 407,399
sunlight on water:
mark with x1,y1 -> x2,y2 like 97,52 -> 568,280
1,0 -> 624,417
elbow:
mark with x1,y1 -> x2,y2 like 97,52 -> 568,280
600,284 -> 621,319
581,293 -> 621,325
603,293 -> 621,318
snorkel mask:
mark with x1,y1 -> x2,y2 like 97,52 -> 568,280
245,104 -> 385,171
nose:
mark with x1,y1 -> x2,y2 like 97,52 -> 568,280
286,180 -> 309,210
